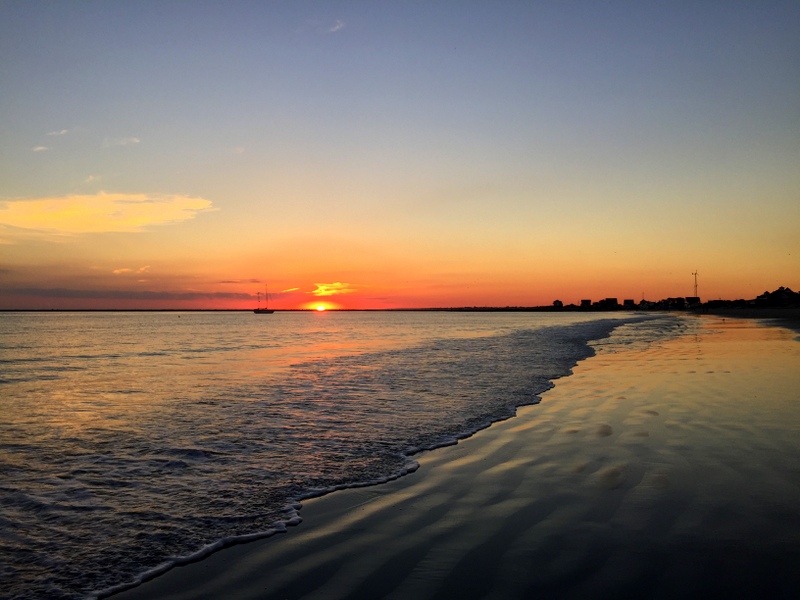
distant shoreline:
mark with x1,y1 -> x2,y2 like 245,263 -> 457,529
700,307 -> 800,334
699,307 -> 800,319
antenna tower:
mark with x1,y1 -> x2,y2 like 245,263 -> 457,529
692,271 -> 698,297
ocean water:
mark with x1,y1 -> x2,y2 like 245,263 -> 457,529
0,310 -> 685,599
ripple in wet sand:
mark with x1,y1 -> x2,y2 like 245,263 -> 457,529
595,424 -> 613,437
597,465 -> 626,489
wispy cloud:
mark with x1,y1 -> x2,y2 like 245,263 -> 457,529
48,129 -> 69,136
103,136 -> 140,147
32,146 -> 48,152
113,266 -> 151,275
218,279 -> 261,284
311,282 -> 356,296
85,175 -> 102,184
0,192 -> 215,235
282,287 -> 300,293
329,19 -> 345,33
5,287 -> 253,301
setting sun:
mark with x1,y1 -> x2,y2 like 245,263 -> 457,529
300,301 -> 338,311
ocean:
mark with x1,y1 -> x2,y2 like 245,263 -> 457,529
0,311 -> 686,599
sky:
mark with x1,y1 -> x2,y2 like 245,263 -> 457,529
1,1 -> 798,310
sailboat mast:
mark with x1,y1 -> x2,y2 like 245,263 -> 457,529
253,282 -> 274,314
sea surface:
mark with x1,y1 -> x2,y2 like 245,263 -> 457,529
0,310 -> 686,599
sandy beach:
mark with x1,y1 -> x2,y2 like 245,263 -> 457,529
111,315 -> 800,599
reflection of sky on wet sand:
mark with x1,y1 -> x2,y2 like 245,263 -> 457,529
507,316 -> 800,593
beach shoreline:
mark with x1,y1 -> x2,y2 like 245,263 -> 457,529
700,307 -> 800,332
109,315 -> 800,599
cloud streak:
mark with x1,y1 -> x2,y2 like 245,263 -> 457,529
311,282 -> 356,296
5,287 -> 252,301
0,192 -> 215,235
329,19 -> 345,33
218,279 -> 261,284
113,266 -> 151,275
32,146 -> 48,152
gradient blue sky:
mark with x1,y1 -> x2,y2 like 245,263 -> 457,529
1,1 -> 798,309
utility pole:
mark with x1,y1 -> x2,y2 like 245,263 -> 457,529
692,271 -> 698,297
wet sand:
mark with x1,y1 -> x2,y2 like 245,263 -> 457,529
111,316 -> 800,599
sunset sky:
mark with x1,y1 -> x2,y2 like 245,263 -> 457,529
1,1 -> 798,310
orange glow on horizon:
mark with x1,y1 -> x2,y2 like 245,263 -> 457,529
1,266 -> 797,311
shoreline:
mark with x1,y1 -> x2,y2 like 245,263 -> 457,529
110,315 -> 800,599
700,307 -> 800,334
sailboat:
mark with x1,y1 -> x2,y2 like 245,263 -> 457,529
253,286 -> 274,314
